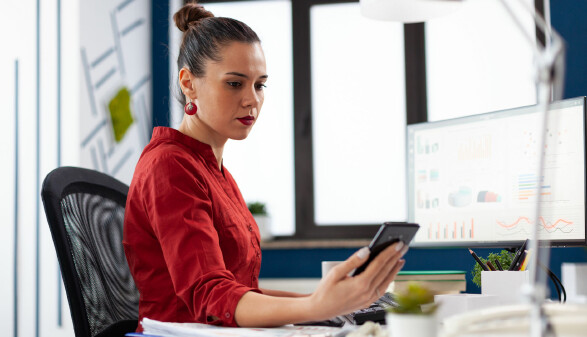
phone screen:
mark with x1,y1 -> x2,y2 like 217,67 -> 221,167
352,222 -> 419,276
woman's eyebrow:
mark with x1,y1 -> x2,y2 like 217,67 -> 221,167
225,71 -> 269,79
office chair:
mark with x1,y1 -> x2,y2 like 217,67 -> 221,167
41,166 -> 139,337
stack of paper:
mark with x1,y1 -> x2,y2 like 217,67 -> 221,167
388,270 -> 467,294
140,318 -> 345,337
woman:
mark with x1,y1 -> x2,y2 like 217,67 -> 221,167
123,1 -> 408,330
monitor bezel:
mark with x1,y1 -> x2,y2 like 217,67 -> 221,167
406,96 -> 587,248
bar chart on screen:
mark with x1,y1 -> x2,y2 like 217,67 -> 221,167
420,218 -> 476,241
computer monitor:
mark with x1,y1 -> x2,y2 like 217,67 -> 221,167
407,97 -> 586,247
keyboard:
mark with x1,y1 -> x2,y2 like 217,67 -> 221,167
294,292 -> 398,327
343,292 -> 398,325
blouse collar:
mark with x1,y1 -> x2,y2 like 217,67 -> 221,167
151,127 -> 221,171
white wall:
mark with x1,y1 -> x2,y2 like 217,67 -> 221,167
79,0 -> 152,185
0,1 -> 79,336
0,0 -> 150,336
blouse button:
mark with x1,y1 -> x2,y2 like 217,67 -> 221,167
248,225 -> 253,232
225,312 -> 231,318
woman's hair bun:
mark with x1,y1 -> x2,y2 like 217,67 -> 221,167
173,2 -> 214,33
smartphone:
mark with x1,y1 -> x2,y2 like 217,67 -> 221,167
352,222 -> 419,276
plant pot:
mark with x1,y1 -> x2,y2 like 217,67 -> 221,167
386,312 -> 437,337
253,215 -> 273,241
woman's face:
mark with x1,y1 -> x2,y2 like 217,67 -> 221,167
192,41 -> 267,142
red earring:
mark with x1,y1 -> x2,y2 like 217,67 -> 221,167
184,100 -> 197,115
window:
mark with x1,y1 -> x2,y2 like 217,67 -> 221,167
426,0 -> 537,121
310,3 -> 407,225
202,1 -> 295,236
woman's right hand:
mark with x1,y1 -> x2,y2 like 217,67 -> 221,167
308,242 -> 408,321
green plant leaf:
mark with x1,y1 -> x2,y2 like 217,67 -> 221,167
247,202 -> 267,215
471,250 -> 515,287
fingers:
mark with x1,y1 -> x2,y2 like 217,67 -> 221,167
380,258 -> 405,291
364,243 -> 408,294
329,246 -> 370,280
315,244 -> 408,316
368,259 -> 406,303
361,242 -> 405,280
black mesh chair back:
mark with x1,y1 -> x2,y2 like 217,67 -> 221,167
41,166 -> 139,337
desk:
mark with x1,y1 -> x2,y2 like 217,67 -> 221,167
133,318 -> 347,337
128,304 -> 587,337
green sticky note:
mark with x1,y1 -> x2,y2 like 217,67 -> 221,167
108,87 -> 134,142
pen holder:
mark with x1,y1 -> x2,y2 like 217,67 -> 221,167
481,270 -> 530,305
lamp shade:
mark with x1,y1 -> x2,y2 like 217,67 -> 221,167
360,0 -> 464,23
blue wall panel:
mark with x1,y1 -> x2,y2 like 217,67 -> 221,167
260,247 -> 587,297
551,0 -> 587,99
151,0 -> 170,129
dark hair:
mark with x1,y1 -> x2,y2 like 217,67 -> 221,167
173,1 -> 261,105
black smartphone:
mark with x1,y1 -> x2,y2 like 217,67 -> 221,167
352,222 -> 419,276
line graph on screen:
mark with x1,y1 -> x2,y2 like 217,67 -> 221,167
497,216 -> 574,236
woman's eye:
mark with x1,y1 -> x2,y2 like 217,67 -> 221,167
227,82 -> 241,87
255,83 -> 267,90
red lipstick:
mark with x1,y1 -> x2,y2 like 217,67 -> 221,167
237,116 -> 255,125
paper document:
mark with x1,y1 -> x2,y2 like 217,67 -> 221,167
141,318 -> 345,337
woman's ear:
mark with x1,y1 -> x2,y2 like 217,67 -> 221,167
179,67 -> 197,99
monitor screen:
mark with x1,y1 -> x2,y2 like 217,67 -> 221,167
407,97 -> 586,247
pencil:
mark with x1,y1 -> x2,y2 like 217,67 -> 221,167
486,261 -> 497,271
468,248 -> 489,271
494,259 -> 504,271
514,250 -> 528,271
508,239 -> 529,270
520,250 -> 532,271
508,250 -> 522,270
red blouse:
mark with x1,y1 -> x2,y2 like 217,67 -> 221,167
123,127 -> 262,330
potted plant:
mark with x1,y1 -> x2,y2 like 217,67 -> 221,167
247,201 -> 272,241
386,282 -> 438,337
